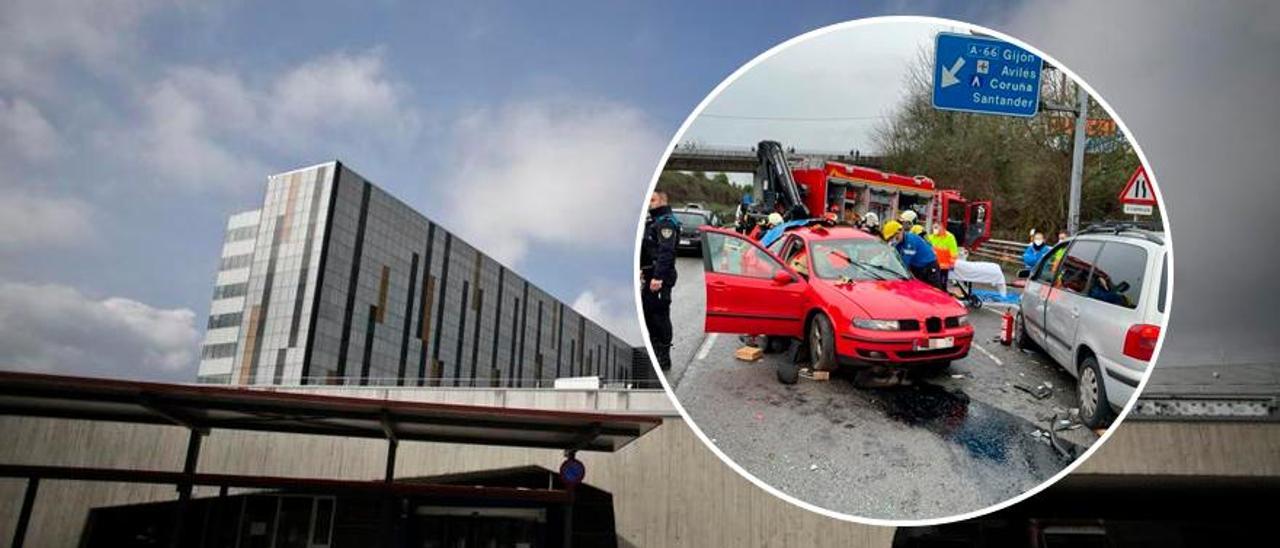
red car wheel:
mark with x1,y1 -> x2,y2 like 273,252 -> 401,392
808,313 -> 837,372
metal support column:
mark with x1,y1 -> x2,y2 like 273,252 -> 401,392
10,477 -> 39,548
384,438 -> 398,483
1067,82 -> 1088,235
381,412 -> 398,483
562,501 -> 574,548
169,428 -> 204,548
381,412 -> 400,546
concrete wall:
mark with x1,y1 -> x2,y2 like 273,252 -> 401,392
1,392 -> 1278,547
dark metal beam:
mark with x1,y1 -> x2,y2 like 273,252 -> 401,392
140,396 -> 207,433
380,410 -> 398,443
385,437 -> 398,483
0,464 -> 571,503
11,477 -> 38,548
567,423 -> 603,453
170,429 -> 204,548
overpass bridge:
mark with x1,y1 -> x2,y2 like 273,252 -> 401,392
664,144 -> 885,173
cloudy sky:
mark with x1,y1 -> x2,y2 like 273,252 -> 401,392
682,19 -> 952,153
1,1 -> 1277,383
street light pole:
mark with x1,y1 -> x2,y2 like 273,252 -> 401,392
1067,82 -> 1088,234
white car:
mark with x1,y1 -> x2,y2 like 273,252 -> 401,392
1016,225 -> 1168,428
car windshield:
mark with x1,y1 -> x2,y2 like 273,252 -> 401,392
809,238 -> 910,281
674,212 -> 708,227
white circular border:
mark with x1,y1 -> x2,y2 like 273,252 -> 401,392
631,15 -> 1175,527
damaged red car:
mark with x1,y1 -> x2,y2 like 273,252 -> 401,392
700,224 -> 973,384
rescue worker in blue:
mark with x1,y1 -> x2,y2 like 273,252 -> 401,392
640,190 -> 680,371
1023,230 -> 1051,269
882,220 -> 945,290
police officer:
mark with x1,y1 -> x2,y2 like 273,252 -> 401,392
640,190 -> 680,371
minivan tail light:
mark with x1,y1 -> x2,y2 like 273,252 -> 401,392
1123,324 -> 1161,361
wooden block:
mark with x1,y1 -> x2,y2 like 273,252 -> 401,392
734,346 -> 763,362
800,368 -> 830,381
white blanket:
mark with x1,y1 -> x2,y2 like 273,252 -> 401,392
952,259 -> 1008,296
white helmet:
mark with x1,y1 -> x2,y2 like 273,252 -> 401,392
862,211 -> 879,226
898,209 -> 918,223
767,212 -> 784,226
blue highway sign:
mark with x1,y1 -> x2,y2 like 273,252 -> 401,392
932,32 -> 1043,117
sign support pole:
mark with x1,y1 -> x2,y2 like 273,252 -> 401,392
1067,82 -> 1088,235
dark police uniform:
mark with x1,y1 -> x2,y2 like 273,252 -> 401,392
640,205 -> 680,370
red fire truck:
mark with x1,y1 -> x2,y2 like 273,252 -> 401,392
751,140 -> 993,250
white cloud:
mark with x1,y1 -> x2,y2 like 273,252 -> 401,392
442,99 -> 664,265
0,0 -> 165,92
270,50 -> 418,141
109,50 -> 420,191
572,286 -> 643,346
0,96 -> 62,162
0,190 -> 92,248
0,280 -> 199,380
125,67 -> 262,191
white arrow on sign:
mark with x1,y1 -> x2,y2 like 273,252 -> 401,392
940,57 -> 965,88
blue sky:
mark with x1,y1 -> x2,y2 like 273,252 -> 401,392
2,1 -> 1278,381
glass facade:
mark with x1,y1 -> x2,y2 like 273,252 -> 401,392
200,162 -> 634,387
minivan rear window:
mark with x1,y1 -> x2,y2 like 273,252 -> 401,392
1158,254 -> 1168,313
1086,242 -> 1148,310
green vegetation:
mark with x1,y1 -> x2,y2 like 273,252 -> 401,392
876,50 -> 1159,239
655,171 -> 742,225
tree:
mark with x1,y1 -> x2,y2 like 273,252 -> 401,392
875,49 -> 1146,238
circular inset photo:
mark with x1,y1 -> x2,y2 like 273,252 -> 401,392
635,16 -> 1171,524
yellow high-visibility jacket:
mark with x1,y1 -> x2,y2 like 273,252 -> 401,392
927,230 -> 959,269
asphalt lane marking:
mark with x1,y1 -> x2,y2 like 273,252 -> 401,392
973,342 -> 1004,367
695,333 -> 718,360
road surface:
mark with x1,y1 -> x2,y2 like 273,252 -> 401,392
663,255 -> 1101,520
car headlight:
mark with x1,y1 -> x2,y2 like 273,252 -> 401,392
853,318 -> 900,331
955,314 -> 968,326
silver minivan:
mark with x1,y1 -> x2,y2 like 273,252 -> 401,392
1016,225 -> 1168,428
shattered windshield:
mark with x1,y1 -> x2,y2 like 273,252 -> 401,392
809,238 -> 909,281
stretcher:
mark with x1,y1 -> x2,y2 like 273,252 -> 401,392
949,259 -> 1008,309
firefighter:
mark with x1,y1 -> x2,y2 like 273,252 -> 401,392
898,209 -> 925,235
750,212 -> 783,241
860,211 -> 880,235
927,222 -> 959,289
641,190 -> 680,371
883,220 -> 944,290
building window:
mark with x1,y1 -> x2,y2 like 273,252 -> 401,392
212,282 -> 248,300
226,225 -> 258,242
196,374 -> 231,384
207,312 -> 243,330
201,343 -> 237,360
219,253 -> 253,271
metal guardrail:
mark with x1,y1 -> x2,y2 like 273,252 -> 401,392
969,238 -> 1027,267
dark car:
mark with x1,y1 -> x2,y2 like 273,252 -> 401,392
671,208 -> 716,255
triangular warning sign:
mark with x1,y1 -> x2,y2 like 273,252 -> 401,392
1119,166 -> 1157,206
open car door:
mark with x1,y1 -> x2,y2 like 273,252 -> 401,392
699,227 -> 808,337
964,200 -> 993,250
